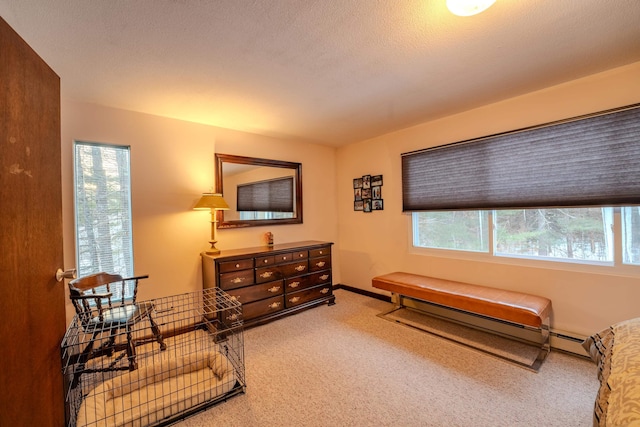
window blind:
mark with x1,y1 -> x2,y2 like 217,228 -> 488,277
402,104 -> 640,211
237,176 -> 294,212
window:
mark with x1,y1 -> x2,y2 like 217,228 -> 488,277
237,177 -> 294,212
412,211 -> 488,252
412,207 -> 640,268
623,207 -> 640,265
404,104 -> 640,270
236,176 -> 295,221
494,208 -> 613,263
74,141 -> 134,298
239,211 -> 294,220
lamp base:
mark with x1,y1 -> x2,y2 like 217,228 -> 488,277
206,241 -> 221,255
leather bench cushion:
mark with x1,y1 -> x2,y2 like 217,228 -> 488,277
372,272 -> 551,328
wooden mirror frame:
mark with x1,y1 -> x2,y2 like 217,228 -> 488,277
215,153 -> 303,229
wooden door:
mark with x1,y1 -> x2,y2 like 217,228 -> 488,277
0,17 -> 66,426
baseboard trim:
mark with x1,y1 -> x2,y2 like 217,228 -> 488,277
333,283 -> 390,302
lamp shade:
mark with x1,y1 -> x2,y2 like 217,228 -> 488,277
194,193 -> 230,210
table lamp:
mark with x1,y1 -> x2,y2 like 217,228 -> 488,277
194,193 -> 229,255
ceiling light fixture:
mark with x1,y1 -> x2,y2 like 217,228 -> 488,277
446,0 -> 496,16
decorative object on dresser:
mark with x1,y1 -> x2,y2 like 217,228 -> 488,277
202,241 -> 334,328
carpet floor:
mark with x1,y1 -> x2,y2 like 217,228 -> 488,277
178,289 -> 598,427
380,306 -> 543,369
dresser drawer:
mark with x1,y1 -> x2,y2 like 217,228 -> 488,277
219,259 -> 254,273
285,285 -> 332,308
292,250 -> 308,260
219,269 -> 255,290
308,270 -> 332,286
285,275 -> 312,292
274,252 -> 297,263
281,260 -> 308,277
255,255 -> 275,267
309,246 -> 331,258
226,280 -> 284,304
309,255 -> 331,272
242,295 -> 284,320
255,266 -> 283,283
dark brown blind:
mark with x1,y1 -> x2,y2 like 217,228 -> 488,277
402,104 -> 640,211
237,177 -> 294,212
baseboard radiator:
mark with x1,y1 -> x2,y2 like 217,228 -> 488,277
550,330 -> 589,358
399,295 -> 590,359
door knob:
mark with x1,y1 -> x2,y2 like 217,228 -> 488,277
56,268 -> 77,282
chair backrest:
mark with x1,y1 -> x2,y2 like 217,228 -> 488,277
68,272 -> 126,322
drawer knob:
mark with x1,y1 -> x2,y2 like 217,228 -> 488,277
268,302 -> 281,309
283,256 -> 288,260
316,261 -> 326,267
320,274 -> 329,281
232,277 -> 245,284
289,296 -> 300,303
320,288 -> 330,294
289,281 -> 300,288
295,265 -> 306,272
298,254 -> 304,258
319,250 -> 323,254
268,286 -> 281,293
263,259 -> 268,264
260,271 -> 273,278
235,263 -> 240,268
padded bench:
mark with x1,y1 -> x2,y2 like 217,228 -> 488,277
372,272 -> 552,367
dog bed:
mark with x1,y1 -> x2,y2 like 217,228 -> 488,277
76,350 -> 237,427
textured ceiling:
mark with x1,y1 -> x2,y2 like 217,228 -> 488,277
2,0 -> 640,146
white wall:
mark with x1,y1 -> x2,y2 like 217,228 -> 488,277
61,101 -> 338,323
336,61 -> 640,337
61,61 -> 640,336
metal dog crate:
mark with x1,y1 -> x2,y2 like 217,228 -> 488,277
61,288 -> 245,427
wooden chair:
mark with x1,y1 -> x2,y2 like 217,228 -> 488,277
68,272 -> 166,388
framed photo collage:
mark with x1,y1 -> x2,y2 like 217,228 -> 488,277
353,174 -> 383,212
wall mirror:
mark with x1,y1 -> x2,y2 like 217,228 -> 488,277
215,153 -> 303,228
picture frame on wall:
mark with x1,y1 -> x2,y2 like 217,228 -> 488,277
372,186 -> 381,199
353,174 -> 383,212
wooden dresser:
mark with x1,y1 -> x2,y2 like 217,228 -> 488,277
202,240 -> 334,328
